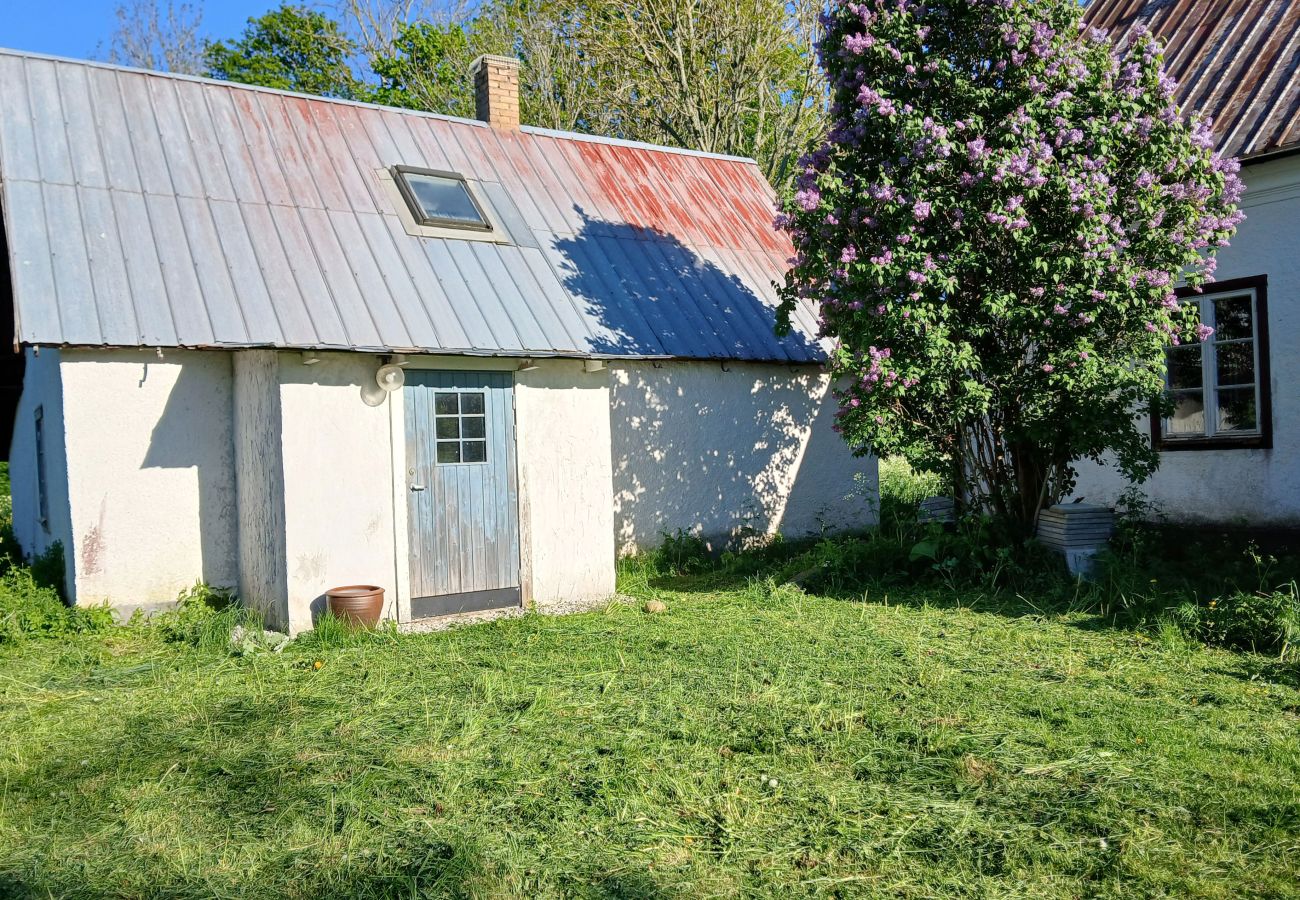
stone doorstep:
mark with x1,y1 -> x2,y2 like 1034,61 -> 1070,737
398,594 -> 630,633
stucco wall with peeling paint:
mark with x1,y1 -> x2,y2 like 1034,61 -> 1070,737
609,361 -> 877,554
21,348 -> 874,623
277,353 -> 400,633
233,350 -> 289,628
58,349 -> 238,611
513,359 -> 617,608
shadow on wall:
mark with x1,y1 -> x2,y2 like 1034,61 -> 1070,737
141,358 -> 239,593
607,362 -> 872,554
547,208 -> 869,551
551,206 -> 821,360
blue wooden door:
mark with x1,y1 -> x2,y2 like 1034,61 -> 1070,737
405,370 -> 520,616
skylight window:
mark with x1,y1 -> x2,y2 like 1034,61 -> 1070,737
392,166 -> 492,232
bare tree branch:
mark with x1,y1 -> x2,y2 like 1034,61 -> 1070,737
105,0 -> 205,74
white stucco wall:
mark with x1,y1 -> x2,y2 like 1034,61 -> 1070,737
514,359 -> 617,608
277,353 -> 400,633
58,349 -> 238,610
9,347 -> 74,591
25,346 -> 875,621
609,361 -> 877,554
1072,155 -> 1300,526
233,350 -> 288,626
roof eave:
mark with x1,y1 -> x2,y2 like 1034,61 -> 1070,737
1238,141 -> 1300,167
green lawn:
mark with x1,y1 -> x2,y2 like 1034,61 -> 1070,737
1,573 -> 1298,898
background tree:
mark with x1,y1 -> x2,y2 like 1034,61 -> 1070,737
205,5 -> 364,98
365,0 -> 617,133
106,0 -> 205,74
115,0 -> 826,188
579,0 -> 825,187
776,0 -> 1244,525
354,0 -> 828,186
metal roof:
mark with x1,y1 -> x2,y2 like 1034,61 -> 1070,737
1084,0 -> 1300,161
0,49 -> 824,363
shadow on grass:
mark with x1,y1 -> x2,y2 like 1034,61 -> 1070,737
1213,657 -> 1300,692
0,693 -> 491,898
624,521 -> 1300,660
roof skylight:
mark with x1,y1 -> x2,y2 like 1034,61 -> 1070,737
392,166 -> 492,232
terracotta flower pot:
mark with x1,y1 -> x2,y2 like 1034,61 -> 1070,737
325,585 -> 385,629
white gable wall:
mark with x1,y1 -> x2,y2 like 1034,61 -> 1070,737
1072,155 -> 1300,524
610,361 -> 877,553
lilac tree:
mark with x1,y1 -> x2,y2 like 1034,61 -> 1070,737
776,0 -> 1244,525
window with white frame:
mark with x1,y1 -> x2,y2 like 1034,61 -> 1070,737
1157,276 -> 1270,449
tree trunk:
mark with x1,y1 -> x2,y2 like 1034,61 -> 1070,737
1009,440 -> 1051,531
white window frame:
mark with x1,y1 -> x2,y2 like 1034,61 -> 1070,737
1158,276 -> 1270,450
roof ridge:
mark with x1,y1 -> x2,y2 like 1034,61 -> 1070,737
0,46 -> 761,167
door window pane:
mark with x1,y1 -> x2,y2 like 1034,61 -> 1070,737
432,391 -> 490,464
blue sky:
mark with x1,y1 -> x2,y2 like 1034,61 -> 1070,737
1,0 -> 274,62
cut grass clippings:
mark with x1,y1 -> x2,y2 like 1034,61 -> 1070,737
1,578 -> 1298,898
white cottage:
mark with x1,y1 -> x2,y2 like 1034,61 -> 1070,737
0,52 -> 875,631
1070,0 -> 1300,526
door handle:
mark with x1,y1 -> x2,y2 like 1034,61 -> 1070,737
410,483 -> 426,492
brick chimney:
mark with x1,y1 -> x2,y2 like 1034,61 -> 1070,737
470,55 -> 521,130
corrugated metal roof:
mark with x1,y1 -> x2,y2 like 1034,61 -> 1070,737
1084,0 -> 1300,160
0,49 -> 824,362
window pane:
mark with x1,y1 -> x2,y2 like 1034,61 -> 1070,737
403,173 -> 486,227
436,441 -> 461,464
461,416 -> 486,439
1216,341 -> 1255,387
1218,388 -> 1257,432
1167,346 -> 1203,390
1168,390 -> 1205,435
1213,295 -> 1253,341
462,440 -> 487,463
436,417 -> 460,439
435,393 -> 458,415
460,392 -> 485,414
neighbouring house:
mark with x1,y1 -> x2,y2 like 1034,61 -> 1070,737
0,51 -> 875,632
1072,0 -> 1300,525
